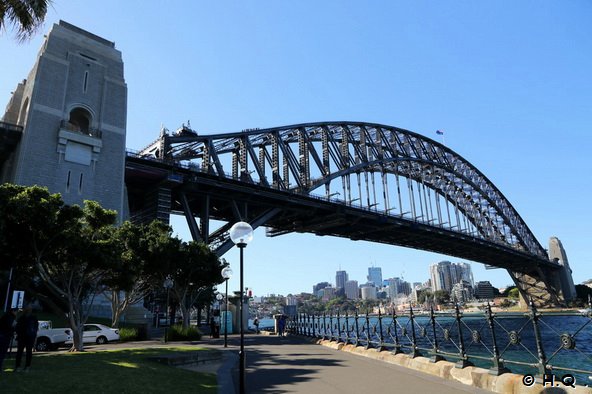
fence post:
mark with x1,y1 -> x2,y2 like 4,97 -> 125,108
430,306 -> 444,362
391,309 -> 403,355
364,310 -> 371,349
530,301 -> 550,376
454,303 -> 473,368
344,311 -> 350,344
329,312 -> 334,341
354,309 -> 360,346
409,306 -> 420,358
486,302 -> 509,375
377,309 -> 385,351
336,310 -> 342,343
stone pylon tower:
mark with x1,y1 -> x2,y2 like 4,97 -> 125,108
1,21 -> 127,220
548,237 -> 577,302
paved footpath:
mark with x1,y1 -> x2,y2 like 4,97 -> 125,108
91,334 -> 493,393
212,334 -> 494,394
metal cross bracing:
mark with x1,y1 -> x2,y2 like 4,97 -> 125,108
130,121 -> 568,306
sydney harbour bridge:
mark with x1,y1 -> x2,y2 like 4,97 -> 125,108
125,121 -> 574,307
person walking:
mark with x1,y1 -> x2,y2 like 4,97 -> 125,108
278,315 -> 286,337
0,309 -> 17,372
253,317 -> 259,334
14,305 -> 38,372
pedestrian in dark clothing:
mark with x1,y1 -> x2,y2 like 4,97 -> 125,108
278,315 -> 286,337
0,309 -> 17,372
14,306 -> 38,372
253,317 -> 260,334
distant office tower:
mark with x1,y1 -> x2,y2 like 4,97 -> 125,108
430,261 -> 453,292
336,270 -> 349,289
451,280 -> 473,303
322,286 -> 336,301
386,277 -> 410,299
429,261 -> 474,292
285,295 -> 297,306
360,284 -> 377,300
345,280 -> 359,300
1,21 -> 127,221
313,282 -> 330,297
475,281 -> 495,300
367,266 -> 382,287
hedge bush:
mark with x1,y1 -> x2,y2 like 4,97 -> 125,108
165,325 -> 202,341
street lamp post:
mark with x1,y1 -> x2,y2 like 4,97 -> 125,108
229,221 -> 253,394
221,266 -> 233,348
163,276 -> 174,343
216,293 -> 223,339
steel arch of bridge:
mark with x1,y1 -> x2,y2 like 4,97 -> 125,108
135,121 -> 568,306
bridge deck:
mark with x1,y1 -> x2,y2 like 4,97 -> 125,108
125,155 -> 557,273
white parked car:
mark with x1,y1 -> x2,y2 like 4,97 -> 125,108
66,324 -> 120,345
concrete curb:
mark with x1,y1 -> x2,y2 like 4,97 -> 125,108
314,339 -> 592,393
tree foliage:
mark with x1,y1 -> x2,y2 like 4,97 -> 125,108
0,0 -> 52,41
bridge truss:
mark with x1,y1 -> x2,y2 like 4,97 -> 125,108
130,121 -> 572,307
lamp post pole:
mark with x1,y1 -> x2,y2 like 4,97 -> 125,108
229,221 -> 253,394
163,276 -> 174,343
221,267 -> 233,348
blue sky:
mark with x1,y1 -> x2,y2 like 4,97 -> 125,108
1,1 -> 591,296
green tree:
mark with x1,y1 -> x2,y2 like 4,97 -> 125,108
417,289 -> 433,305
0,0 -> 52,41
170,241 -> 223,328
103,221 -> 160,327
434,290 -> 450,305
40,200 -> 121,351
508,287 -> 520,300
0,185 -> 129,351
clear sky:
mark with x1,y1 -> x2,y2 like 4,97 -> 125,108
2,1 -> 591,297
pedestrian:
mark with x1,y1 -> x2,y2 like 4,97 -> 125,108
209,316 -> 216,338
0,309 -> 17,372
253,317 -> 259,334
278,315 -> 286,337
14,305 -> 38,372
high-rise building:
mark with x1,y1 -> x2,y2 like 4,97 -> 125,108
430,261 -> 452,292
475,281 -> 495,300
367,266 -> 382,287
313,282 -> 330,297
345,280 -> 359,300
322,286 -> 336,301
336,270 -> 348,289
430,261 -> 474,292
360,284 -> 377,300
451,280 -> 473,303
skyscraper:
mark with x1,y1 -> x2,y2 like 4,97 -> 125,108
429,261 -> 474,292
345,280 -> 359,300
336,270 -> 348,289
367,266 -> 382,287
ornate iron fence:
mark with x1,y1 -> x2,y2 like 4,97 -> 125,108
287,302 -> 592,385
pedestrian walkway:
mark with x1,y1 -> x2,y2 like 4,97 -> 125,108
209,334 -> 493,394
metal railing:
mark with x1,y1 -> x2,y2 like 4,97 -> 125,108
287,303 -> 592,385
0,121 -> 24,133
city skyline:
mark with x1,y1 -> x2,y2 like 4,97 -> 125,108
2,2 -> 590,297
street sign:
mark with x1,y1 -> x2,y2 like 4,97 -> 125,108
11,290 -> 24,309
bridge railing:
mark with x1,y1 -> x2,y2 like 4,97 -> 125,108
287,303 -> 592,386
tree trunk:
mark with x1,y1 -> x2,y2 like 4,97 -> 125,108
68,301 -> 85,352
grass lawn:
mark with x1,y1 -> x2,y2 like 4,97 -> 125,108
0,346 -> 218,393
